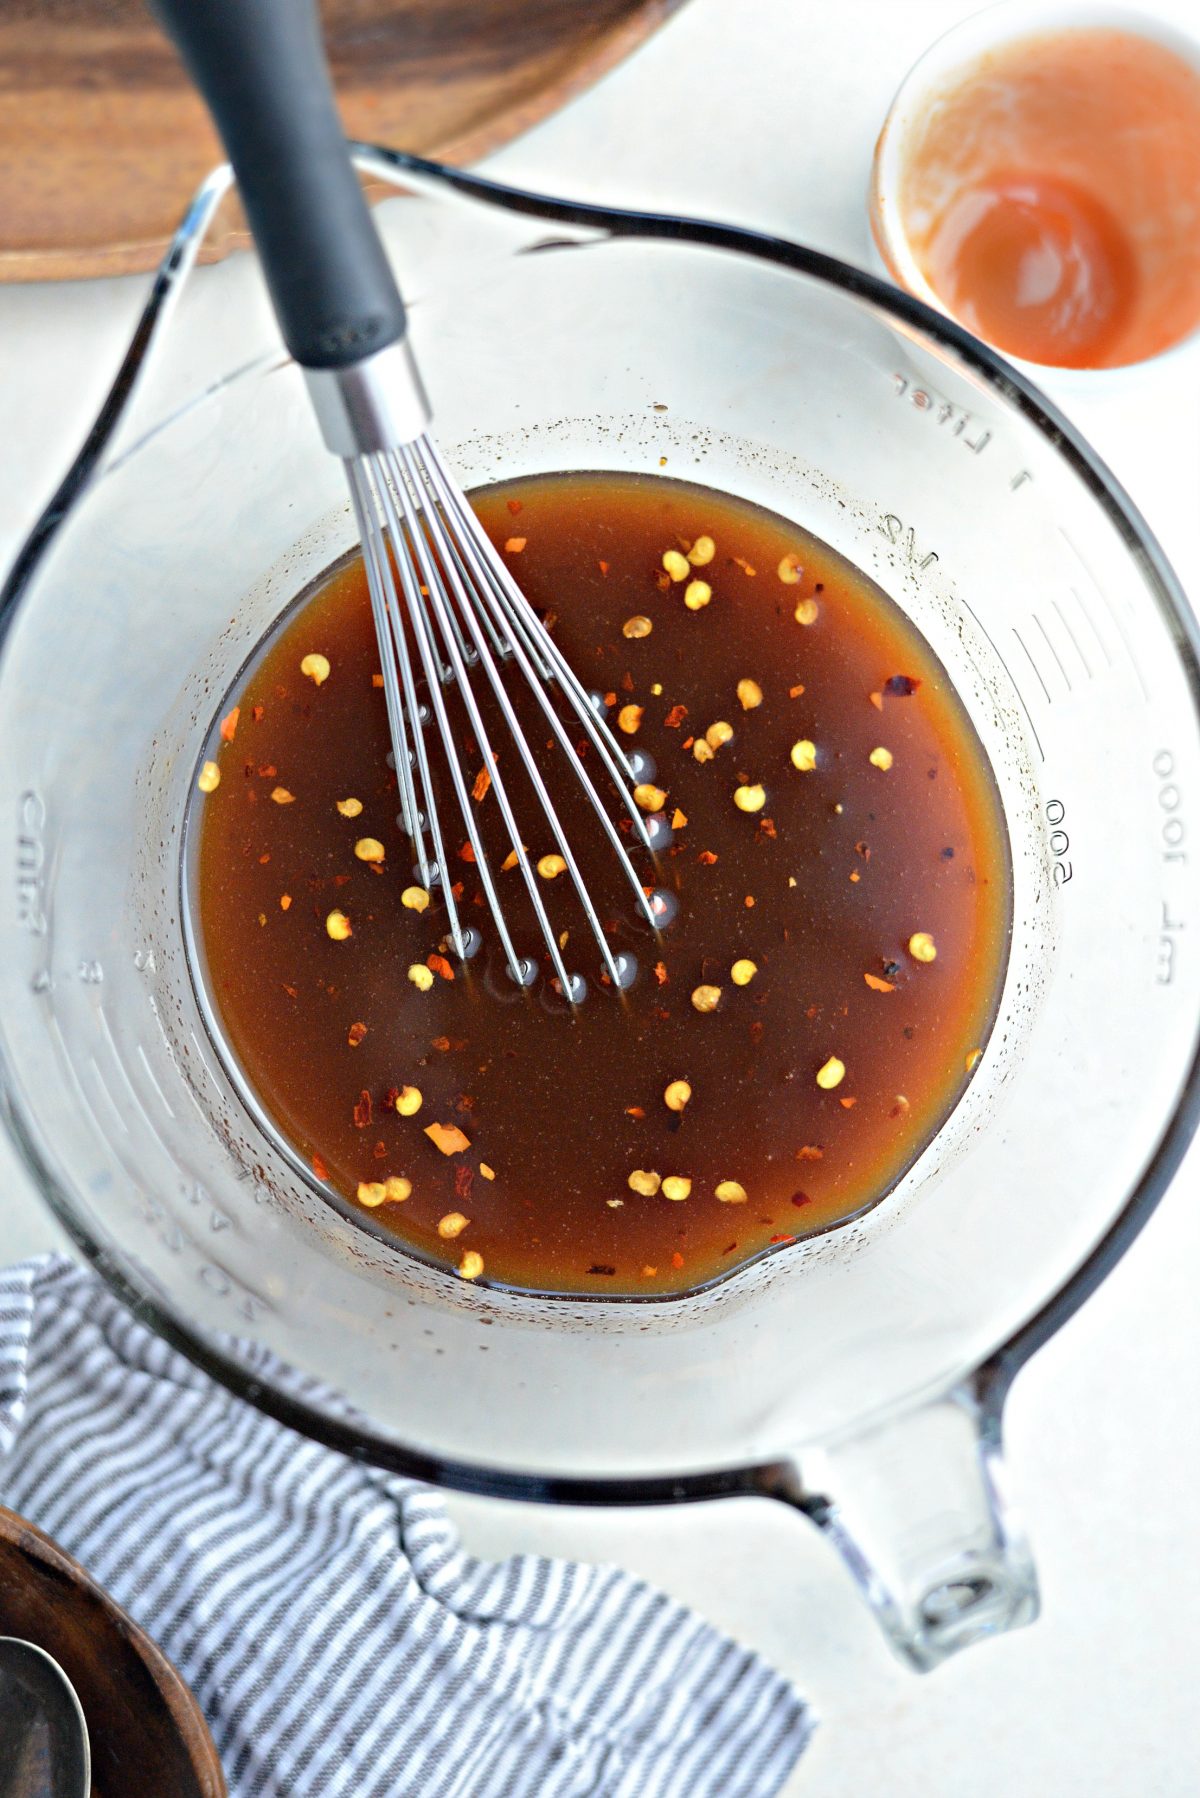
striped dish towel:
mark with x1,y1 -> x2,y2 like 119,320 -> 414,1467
0,1257 -> 813,1796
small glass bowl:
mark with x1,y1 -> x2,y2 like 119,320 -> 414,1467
869,0 -> 1200,378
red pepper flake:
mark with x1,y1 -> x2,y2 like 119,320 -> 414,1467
619,670 -> 635,693
219,706 -> 240,742
347,1021 -> 368,1047
855,840 -> 871,860
744,895 -> 756,908
251,704 -> 265,723
504,536 -> 527,553
425,1120 -> 471,1155
333,872 -> 352,887
788,683 -> 805,698
869,691 -> 884,711
749,1019 -> 765,1044
796,1145 -> 824,1161
427,953 -> 456,982
472,767 -> 492,803
769,1233 -> 796,1245
653,961 -> 669,987
655,570 -> 672,592
256,764 -> 277,779
384,1086 -> 400,1110
697,850 -> 719,865
601,690 -> 617,708
352,1090 -> 372,1129
280,894 -> 292,911
372,673 -> 384,688
864,972 -> 895,993
373,1139 -> 387,1160
506,498 -> 523,515
885,674 -> 921,696
431,1035 -> 452,1052
732,556 -> 757,576
598,559 -> 610,576
454,1164 -> 475,1202
664,703 -> 688,729
757,817 -> 777,840
839,1096 -> 857,1109
671,1251 -> 684,1269
459,842 -> 477,863
625,1105 -> 646,1119
311,1152 -> 328,1180
849,870 -> 860,883
282,982 -> 298,999
791,1193 -> 812,1207
258,852 -> 270,864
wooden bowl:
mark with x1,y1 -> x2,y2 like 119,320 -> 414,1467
0,1508 -> 225,1798
0,0 -> 684,282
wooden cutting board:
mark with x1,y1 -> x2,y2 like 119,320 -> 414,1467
0,0 -> 682,282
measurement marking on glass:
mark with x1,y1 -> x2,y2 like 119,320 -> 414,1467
957,596 -> 1045,762
1056,528 -> 1148,700
1033,614 -> 1072,692
1044,798 -> 1073,886
135,1043 -> 176,1120
188,1029 -> 225,1097
1157,900 -> 1184,985
87,1056 -> 129,1138
1067,588 -> 1114,669
1012,627 -> 1052,705
46,1012 -> 124,1156
1050,596 -> 1093,680
95,1003 -> 179,1134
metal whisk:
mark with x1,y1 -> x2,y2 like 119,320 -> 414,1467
155,0 -> 660,999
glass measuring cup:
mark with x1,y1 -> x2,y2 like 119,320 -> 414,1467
2,153 -> 1197,1672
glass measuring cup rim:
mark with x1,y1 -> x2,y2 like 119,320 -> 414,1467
3,148 -> 1199,1506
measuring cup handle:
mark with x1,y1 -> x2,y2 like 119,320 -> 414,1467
772,1371 -> 1038,1670
150,0 -> 407,372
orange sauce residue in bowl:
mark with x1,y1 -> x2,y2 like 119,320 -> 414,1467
896,28 -> 1200,367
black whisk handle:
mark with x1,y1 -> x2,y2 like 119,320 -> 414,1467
150,0 -> 407,372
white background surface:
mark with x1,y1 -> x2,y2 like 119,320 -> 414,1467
2,1 -> 1199,1790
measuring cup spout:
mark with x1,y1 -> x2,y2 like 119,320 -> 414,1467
774,1373 -> 1038,1670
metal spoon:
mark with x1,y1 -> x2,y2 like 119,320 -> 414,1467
0,1637 -> 90,1798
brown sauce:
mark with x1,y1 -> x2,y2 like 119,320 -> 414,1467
191,472 -> 1010,1297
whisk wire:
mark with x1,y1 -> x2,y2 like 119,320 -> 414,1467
377,451 -> 582,996
415,457 -> 661,940
394,442 -> 631,991
417,442 -> 660,868
415,444 -> 658,855
348,436 -> 663,998
349,461 -> 468,959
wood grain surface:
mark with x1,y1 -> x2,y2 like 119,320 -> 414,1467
0,0 -> 682,281
0,1507 -> 226,1797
